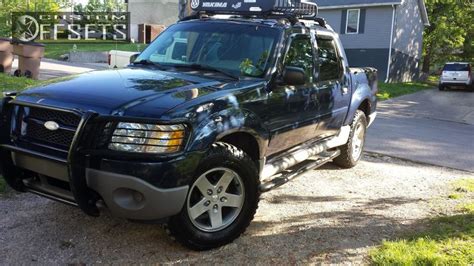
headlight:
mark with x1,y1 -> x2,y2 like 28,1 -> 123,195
108,122 -> 186,154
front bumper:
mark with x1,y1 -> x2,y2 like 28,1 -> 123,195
86,169 -> 188,220
0,100 -> 199,220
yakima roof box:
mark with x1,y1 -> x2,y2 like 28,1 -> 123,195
190,0 -> 318,17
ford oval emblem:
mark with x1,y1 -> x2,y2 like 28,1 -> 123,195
44,121 -> 59,131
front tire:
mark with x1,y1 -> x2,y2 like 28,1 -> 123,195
166,142 -> 260,250
439,84 -> 446,91
334,110 -> 368,168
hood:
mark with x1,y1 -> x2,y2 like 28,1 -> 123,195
14,68 -> 224,118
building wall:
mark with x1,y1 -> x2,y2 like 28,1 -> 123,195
318,6 -> 394,49
388,0 -> 424,81
346,49 -> 390,80
128,0 -> 179,41
392,0 -> 424,59
389,49 -> 421,82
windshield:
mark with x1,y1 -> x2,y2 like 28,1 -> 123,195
135,21 -> 281,78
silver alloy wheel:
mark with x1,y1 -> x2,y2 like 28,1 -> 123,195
187,167 -> 245,232
351,121 -> 365,160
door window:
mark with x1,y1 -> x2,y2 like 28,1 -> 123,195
317,37 -> 343,81
284,36 -> 314,83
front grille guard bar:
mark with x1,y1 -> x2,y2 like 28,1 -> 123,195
0,100 -> 192,216
0,100 -> 101,216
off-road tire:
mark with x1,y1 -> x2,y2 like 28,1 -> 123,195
166,142 -> 260,250
333,110 -> 368,168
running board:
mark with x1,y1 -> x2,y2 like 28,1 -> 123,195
260,125 -> 350,180
259,150 -> 340,192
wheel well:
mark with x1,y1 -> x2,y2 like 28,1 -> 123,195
358,99 -> 370,118
219,132 -> 260,164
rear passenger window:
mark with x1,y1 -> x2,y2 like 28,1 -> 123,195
317,37 -> 343,81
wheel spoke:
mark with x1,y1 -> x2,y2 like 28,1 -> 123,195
195,175 -> 213,196
216,171 -> 235,192
188,198 -> 209,220
222,193 -> 243,208
209,207 -> 223,228
355,124 -> 363,137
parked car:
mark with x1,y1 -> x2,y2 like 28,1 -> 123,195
108,50 -> 139,68
439,62 -> 473,91
0,1 -> 378,250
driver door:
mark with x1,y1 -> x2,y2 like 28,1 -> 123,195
262,34 -> 320,155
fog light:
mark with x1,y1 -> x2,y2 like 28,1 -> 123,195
113,188 -> 146,210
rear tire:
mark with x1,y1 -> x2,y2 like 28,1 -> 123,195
166,142 -> 260,250
439,84 -> 445,91
334,110 -> 367,169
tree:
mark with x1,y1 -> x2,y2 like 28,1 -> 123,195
79,0 -> 125,12
0,0 -> 71,37
422,0 -> 473,74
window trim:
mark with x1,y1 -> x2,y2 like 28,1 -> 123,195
345,9 -> 360,34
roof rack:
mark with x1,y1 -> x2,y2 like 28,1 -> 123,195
189,0 -> 318,18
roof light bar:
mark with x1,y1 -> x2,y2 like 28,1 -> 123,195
190,0 -> 318,17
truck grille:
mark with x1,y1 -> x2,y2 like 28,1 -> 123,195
11,105 -> 82,151
25,122 -> 76,147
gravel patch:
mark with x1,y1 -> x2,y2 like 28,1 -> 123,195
0,154 -> 471,264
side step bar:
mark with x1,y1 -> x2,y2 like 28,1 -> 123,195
259,150 -> 340,192
260,125 -> 350,180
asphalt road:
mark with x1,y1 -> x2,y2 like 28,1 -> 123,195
366,88 -> 474,172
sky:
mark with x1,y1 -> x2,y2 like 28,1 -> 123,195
71,0 -> 89,4
72,0 -> 89,4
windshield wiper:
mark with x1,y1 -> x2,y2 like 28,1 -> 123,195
170,64 -> 240,80
132,59 -> 166,70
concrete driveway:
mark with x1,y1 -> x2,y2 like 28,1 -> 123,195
366,88 -> 474,172
12,58 -> 107,80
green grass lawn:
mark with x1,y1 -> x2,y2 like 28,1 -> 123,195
0,73 -> 41,93
377,75 -> 439,101
370,178 -> 474,265
377,82 -> 433,101
42,41 -> 146,60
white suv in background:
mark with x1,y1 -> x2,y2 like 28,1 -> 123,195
439,62 -> 473,91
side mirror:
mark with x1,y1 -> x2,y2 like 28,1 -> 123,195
283,66 -> 306,86
129,53 -> 140,64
